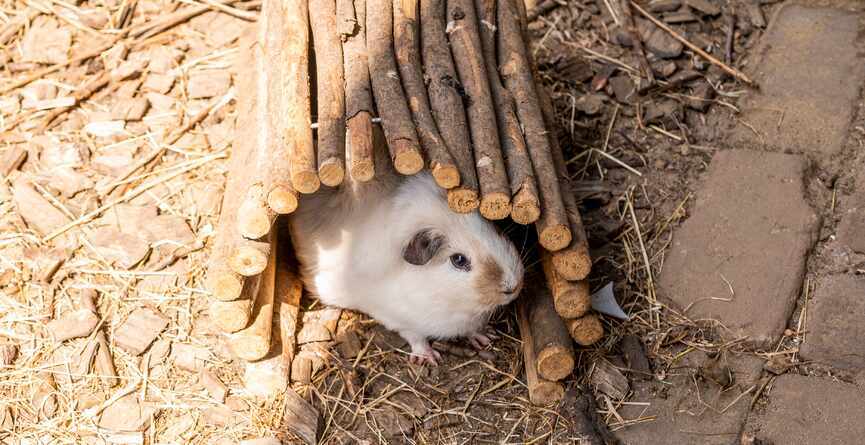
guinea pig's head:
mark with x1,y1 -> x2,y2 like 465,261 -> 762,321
390,174 -> 525,319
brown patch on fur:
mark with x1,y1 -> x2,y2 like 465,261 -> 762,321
475,256 -> 505,306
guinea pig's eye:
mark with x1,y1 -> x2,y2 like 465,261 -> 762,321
449,253 -> 471,271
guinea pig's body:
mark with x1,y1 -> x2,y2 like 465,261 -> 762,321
288,136 -> 524,364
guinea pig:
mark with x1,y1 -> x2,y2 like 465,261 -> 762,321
287,137 -> 524,365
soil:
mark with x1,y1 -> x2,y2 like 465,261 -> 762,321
2,0 -> 865,444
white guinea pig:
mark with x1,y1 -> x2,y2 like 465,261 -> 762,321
288,137 -> 524,365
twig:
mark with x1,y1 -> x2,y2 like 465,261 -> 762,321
630,1 -> 753,85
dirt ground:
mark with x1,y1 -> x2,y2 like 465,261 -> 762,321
2,0 -> 860,443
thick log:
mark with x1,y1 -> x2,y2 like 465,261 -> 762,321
343,0 -> 375,182
283,0 -> 320,193
366,0 -> 424,175
541,251 -> 591,319
394,0 -> 459,189
566,314 -> 604,346
420,0 -> 479,212
229,233 -> 278,361
516,293 -> 565,405
446,0 -> 511,220
497,0 -> 570,248
475,0 -> 540,225
310,0 -> 347,187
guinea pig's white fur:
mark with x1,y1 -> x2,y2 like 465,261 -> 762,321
288,145 -> 524,364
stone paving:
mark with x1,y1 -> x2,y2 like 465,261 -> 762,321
658,150 -> 818,345
615,2 -> 865,444
730,3 -> 865,154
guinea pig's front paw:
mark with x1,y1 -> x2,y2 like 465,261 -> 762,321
469,326 -> 500,350
403,333 -> 442,366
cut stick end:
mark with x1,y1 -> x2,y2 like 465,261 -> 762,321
479,193 -> 512,220
207,273 -> 244,302
552,279 -> 591,320
567,314 -> 604,346
318,159 -> 346,187
539,224 -> 572,251
212,304 -> 251,333
551,245 -> 592,281
292,171 -> 321,194
228,245 -> 269,276
229,337 -> 270,362
392,141 -> 424,175
267,186 -> 299,214
511,200 -> 541,225
431,164 -> 460,189
447,188 -> 480,213
537,345 -> 576,381
350,160 -> 375,182
529,381 -> 565,405
238,211 -> 273,240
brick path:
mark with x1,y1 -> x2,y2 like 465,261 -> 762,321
615,2 -> 865,443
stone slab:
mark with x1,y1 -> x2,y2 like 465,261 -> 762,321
837,170 -> 865,253
799,274 -> 865,370
752,374 -> 865,444
615,350 -> 763,445
659,150 -> 819,344
730,4 -> 864,154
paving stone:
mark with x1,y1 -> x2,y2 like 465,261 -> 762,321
659,150 -> 819,344
730,4 -> 865,154
615,350 -> 763,445
799,274 -> 865,370
751,374 -> 865,444
837,170 -> 865,253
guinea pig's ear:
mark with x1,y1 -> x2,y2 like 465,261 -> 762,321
403,229 -> 444,266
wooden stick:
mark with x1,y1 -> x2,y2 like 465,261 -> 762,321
228,237 -> 272,277
475,0 -> 540,225
205,30 -> 256,303
541,252 -> 590,319
260,0 -> 299,213
497,0 -> 570,249
420,0 -> 479,212
310,0 -> 347,187
537,89 -> 592,281
566,314 -> 604,346
336,0 -> 357,35
367,0 -> 424,175
447,0 -> 511,220
394,0 -> 460,189
229,233 -> 277,361
516,293 -> 565,405
206,250 -> 245,301
528,288 -> 575,381
237,183 -> 277,240
283,0 -> 320,193
629,1 -> 753,85
276,226 -> 303,369
212,273 -> 259,333
343,0 -> 375,182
